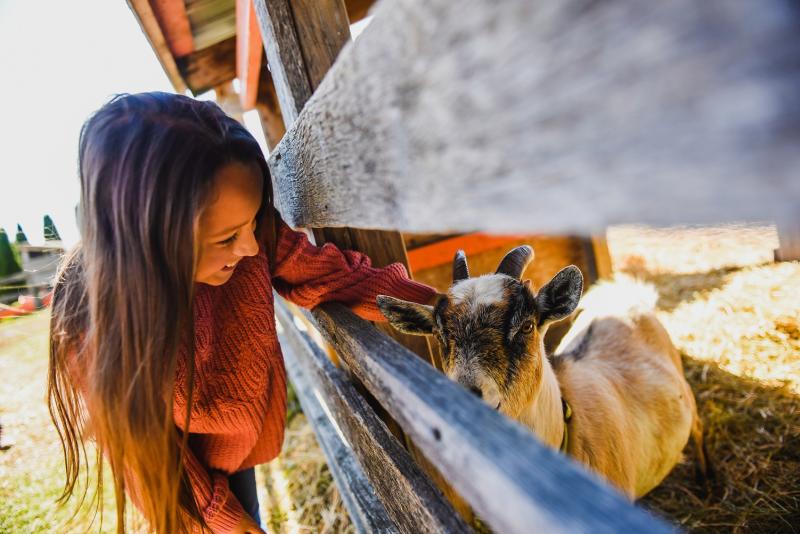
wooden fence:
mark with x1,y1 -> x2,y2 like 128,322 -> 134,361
252,0 -> 799,531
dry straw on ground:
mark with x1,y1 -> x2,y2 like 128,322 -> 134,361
256,396 -> 354,534
276,224 -> 799,533
612,225 -> 800,533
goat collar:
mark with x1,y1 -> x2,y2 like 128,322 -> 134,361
559,397 -> 573,453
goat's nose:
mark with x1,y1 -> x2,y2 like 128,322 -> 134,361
468,386 -> 483,399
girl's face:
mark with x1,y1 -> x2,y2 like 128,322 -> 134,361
195,161 -> 263,285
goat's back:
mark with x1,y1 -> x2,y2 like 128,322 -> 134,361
552,276 -> 693,497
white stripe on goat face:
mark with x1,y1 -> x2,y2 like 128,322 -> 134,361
445,275 -> 511,409
449,275 -> 507,310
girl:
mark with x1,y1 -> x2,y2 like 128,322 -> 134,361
48,92 -> 437,533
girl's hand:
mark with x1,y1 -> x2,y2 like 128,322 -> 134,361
231,513 -> 266,534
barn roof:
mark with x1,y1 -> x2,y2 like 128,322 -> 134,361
128,0 -> 373,103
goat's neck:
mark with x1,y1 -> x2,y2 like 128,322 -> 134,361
519,346 -> 564,449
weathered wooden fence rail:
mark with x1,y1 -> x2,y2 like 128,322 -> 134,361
276,298 -> 673,533
259,0 -> 799,531
276,304 -> 396,533
275,298 -> 468,533
268,0 -> 800,234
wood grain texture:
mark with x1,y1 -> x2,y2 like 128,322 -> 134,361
255,57 -> 287,151
175,36 -> 237,95
275,299 -> 469,533
253,0 -> 314,126
148,0 -> 194,57
127,0 -> 188,93
277,314 -> 395,533
290,0 -> 352,90
268,0 -> 800,234
310,302 -> 673,534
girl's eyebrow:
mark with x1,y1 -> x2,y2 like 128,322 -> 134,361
210,218 -> 251,238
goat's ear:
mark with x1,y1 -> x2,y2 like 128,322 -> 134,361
536,266 -> 583,326
376,295 -> 435,335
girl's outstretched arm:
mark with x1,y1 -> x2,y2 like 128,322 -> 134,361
271,220 -> 436,321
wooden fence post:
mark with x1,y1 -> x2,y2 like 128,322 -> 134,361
253,0 -> 436,365
253,0 -> 469,520
775,221 -> 800,262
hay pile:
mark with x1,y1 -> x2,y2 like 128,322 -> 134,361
611,225 -> 800,533
273,224 -> 799,533
256,391 -> 353,534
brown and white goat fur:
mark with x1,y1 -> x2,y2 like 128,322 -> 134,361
377,246 -> 710,499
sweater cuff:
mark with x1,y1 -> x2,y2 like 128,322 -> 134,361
203,475 -> 246,533
388,266 -> 438,305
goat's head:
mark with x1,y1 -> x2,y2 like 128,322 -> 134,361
377,246 -> 583,417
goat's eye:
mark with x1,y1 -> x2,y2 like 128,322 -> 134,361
520,320 -> 534,334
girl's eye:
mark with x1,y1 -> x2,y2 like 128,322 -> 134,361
218,233 -> 238,246
520,320 -> 534,334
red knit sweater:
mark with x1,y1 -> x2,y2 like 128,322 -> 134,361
173,220 -> 435,532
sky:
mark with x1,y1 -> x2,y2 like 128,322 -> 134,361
0,3 -> 484,247
0,0 -> 180,247
0,3 -> 367,249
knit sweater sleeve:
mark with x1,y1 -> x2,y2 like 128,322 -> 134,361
270,220 -> 436,322
182,443 -> 247,533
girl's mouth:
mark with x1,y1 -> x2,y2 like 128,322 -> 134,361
221,261 -> 238,272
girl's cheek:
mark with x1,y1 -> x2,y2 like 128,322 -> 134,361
197,245 -> 220,274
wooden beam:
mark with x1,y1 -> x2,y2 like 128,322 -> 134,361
255,58 -> 287,151
254,0 -> 470,517
276,300 -> 469,533
126,0 -> 188,93
289,0 -> 352,90
310,303 -> 672,534
176,36 -> 237,95
774,220 -> 800,262
148,0 -> 194,57
186,0 -> 237,50
253,0 -> 314,126
214,81 -> 244,124
406,233 -> 527,273
267,0 -> 800,234
277,313 -> 395,533
253,0 -> 434,367
344,0 -> 375,23
237,0 -> 262,109
588,234 -> 613,280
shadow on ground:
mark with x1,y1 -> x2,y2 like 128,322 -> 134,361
641,355 -> 800,533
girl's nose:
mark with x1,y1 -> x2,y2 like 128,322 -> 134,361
234,228 -> 259,257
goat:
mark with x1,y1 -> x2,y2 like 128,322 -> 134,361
377,246 -> 711,498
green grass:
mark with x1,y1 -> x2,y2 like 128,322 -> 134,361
0,311 -> 124,533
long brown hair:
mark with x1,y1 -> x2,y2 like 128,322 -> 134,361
48,92 -> 279,533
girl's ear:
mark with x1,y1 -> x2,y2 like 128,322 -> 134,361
376,295 -> 435,335
536,266 -> 583,326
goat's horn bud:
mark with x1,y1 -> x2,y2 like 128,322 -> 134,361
496,245 -> 534,279
453,249 -> 470,282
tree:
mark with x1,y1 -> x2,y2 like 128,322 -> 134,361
0,228 -> 22,277
43,215 -> 62,241
15,224 -> 29,244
